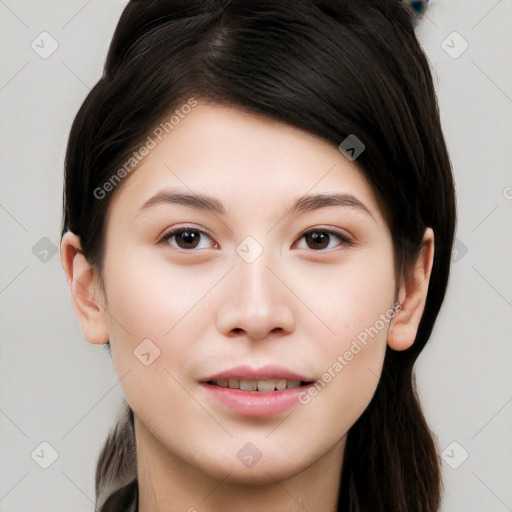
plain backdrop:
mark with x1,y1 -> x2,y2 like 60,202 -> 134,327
0,1 -> 511,510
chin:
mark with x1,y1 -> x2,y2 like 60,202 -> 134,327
215,461 -> 306,487
193,443 -> 314,487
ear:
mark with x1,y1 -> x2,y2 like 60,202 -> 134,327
60,231 -> 109,345
387,227 -> 434,351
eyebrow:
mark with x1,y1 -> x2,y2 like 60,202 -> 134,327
137,189 -> 375,221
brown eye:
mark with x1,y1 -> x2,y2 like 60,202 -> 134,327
160,227 -> 216,251
304,231 -> 330,250
174,229 -> 201,249
297,229 -> 353,251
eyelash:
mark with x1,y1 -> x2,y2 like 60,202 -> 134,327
158,226 -> 355,253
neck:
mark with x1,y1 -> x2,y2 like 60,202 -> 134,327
134,415 -> 345,512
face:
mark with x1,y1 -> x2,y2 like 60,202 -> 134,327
89,102 -> 399,485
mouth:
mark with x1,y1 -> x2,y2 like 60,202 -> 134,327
200,365 -> 315,417
206,378 -> 312,392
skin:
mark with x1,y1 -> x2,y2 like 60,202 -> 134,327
61,101 -> 434,512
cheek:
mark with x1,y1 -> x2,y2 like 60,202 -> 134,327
295,293 -> 392,449
291,246 -> 396,348
104,249 -> 215,337
101,253 -> 215,429
290,248 -> 395,413
102,250 -> 220,381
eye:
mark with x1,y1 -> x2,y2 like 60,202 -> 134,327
158,226 -> 354,253
295,228 -> 354,251
159,226 -> 218,251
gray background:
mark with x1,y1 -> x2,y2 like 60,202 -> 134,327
1,0 -> 511,510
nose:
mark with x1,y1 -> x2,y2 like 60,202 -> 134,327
216,254 -> 296,341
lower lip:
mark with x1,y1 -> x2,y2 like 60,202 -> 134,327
201,383 -> 314,417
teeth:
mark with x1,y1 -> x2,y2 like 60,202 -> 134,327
239,380 -> 257,391
275,379 -> 287,390
257,379 -> 276,392
212,378 -> 306,391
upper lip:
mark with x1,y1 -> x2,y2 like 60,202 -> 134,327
202,365 -> 314,383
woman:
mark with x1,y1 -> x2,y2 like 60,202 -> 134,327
60,0 -> 456,510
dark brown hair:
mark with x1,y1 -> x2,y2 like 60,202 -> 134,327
61,1 -> 456,510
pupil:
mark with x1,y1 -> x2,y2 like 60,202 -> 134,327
307,231 -> 328,249
178,230 -> 199,248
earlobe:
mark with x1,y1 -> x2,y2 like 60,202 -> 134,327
387,228 -> 435,351
60,231 -> 109,345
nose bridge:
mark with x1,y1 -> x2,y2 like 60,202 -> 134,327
234,234 -> 279,305
216,244 -> 295,339
237,249 -> 276,306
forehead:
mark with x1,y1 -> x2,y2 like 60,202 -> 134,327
105,102 -> 385,226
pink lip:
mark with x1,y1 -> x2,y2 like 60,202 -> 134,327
200,365 -> 315,417
202,364 -> 313,382
201,382 -> 314,417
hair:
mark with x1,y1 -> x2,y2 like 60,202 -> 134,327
61,1 -> 456,510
